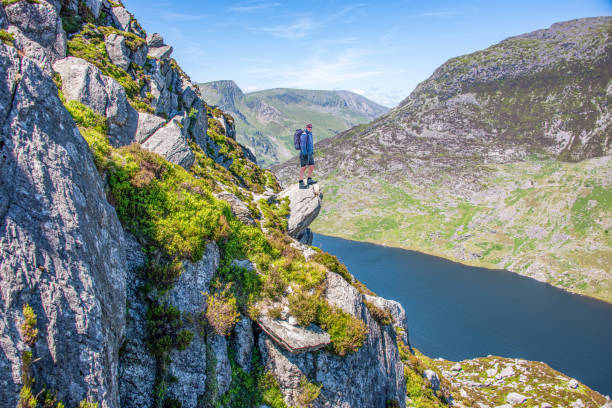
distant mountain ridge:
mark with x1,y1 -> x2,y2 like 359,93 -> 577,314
274,16 -> 612,303
198,81 -> 389,166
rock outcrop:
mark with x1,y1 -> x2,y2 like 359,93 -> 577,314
280,183 -> 322,243
0,44 -> 126,408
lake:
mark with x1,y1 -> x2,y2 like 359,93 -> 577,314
312,233 -> 612,397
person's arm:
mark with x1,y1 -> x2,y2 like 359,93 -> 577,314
300,131 -> 307,154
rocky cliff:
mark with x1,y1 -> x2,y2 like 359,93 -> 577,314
198,81 -> 389,166
0,1 -> 407,407
274,17 -> 612,303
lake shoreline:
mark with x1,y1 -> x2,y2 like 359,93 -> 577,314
312,233 -> 612,397
312,229 -> 612,305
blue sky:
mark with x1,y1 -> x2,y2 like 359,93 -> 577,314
122,0 -> 611,107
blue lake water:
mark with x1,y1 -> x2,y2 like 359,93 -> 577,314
312,233 -> 612,397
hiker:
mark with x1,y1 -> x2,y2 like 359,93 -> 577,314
298,124 -> 316,188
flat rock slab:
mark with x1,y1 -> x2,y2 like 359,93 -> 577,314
257,317 -> 330,354
279,183 -> 322,239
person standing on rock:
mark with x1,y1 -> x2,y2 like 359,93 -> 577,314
298,123 -> 316,189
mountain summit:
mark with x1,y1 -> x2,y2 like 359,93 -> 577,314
198,81 -> 389,166
274,16 -> 612,302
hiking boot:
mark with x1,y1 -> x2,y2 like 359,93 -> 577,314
299,180 -> 307,189
307,178 -> 317,185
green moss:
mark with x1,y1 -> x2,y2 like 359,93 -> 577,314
317,302 -> 367,356
2,0 -> 39,5
64,100 -> 108,134
0,29 -> 15,46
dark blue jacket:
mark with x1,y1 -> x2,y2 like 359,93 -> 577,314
300,129 -> 313,156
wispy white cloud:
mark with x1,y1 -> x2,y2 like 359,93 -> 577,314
160,12 -> 208,21
228,1 -> 281,13
419,10 -> 457,17
258,16 -> 315,39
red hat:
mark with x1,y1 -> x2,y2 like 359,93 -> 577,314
306,124 -> 312,128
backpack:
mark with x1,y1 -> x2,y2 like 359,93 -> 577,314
293,129 -> 304,150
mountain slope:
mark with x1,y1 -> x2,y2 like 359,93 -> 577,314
198,81 -> 389,166
274,17 -> 612,302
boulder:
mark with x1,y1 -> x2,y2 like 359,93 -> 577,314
451,363 -> 462,372
134,112 -> 166,143
506,392 -> 527,405
568,378 -> 579,389
147,32 -> 165,47
423,369 -> 440,391
105,33 -> 131,70
141,114 -> 195,169
279,183 -> 322,240
4,0 -> 66,71
148,45 -> 173,60
53,56 -> 139,146
233,317 -> 255,372
110,7 -> 132,32
0,47 -> 126,408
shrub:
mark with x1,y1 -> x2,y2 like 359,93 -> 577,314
205,288 -> 240,336
212,263 -> 261,314
146,301 -> 182,357
268,305 -> 283,319
78,401 -> 98,408
296,376 -> 321,408
317,303 -> 367,356
64,100 -> 108,134
262,265 -> 287,300
20,304 -> 38,347
258,372 -> 287,408
0,29 -> 15,46
288,291 -> 319,327
311,251 -> 352,283
175,330 -> 193,351
365,301 -> 394,326
145,258 -> 183,291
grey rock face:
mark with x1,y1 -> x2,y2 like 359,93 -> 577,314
280,183 -> 322,239
423,370 -> 440,391
233,317 -> 254,372
364,294 -> 409,344
297,228 -> 313,245
141,114 -> 195,169
110,7 -> 132,32
210,334 -> 232,397
53,56 -> 139,147
147,32 -> 165,47
135,112 -> 166,143
148,45 -> 173,60
259,271 -> 406,408
4,0 -> 66,71
216,192 -> 256,226
165,243 -> 219,407
190,98 -> 209,148
0,46 -> 126,408
130,43 -> 148,67
259,335 -> 316,405
105,34 -> 131,70
119,235 -> 155,408
182,84 -> 197,108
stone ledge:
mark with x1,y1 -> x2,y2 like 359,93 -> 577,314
257,317 -> 330,354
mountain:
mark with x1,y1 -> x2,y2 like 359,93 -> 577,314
1,2 -> 609,407
198,80 -> 389,166
274,17 -> 612,303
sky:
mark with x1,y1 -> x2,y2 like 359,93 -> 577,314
122,0 -> 612,107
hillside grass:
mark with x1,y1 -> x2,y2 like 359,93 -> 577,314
312,156 -> 612,303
